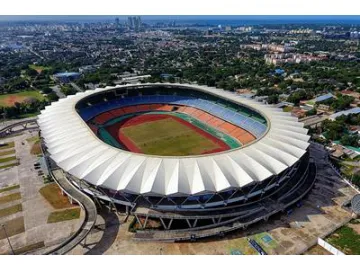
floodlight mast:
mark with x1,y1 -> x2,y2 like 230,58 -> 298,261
1,224 -> 14,255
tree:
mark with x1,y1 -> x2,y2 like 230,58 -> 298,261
26,68 -> 38,77
287,90 -> 308,105
322,119 -> 346,140
352,174 -> 360,188
340,134 -> 359,147
267,95 -> 279,104
41,87 -> 53,94
47,92 -> 59,102
306,108 -> 317,116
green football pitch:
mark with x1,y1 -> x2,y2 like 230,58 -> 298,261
120,117 -> 225,156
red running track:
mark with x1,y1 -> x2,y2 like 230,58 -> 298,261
105,113 -> 230,155
90,103 -> 256,145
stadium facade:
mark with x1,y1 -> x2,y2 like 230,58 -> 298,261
38,83 -> 315,240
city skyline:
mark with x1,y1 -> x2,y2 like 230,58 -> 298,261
1,15 -> 360,24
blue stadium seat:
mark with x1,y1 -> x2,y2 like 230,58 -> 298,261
79,94 -> 267,137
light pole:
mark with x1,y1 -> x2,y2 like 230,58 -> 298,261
1,224 -> 15,255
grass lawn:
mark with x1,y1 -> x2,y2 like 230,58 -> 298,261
0,156 -> 17,164
47,208 -> 81,223
121,118 -> 220,156
26,136 -> 40,143
306,99 -> 316,106
226,237 -> 259,255
29,64 -> 51,73
343,156 -> 360,162
0,149 -> 16,157
326,225 -> 360,255
0,216 -> 25,240
0,142 -> 15,150
0,90 -> 45,107
0,204 -> 22,218
250,232 -> 278,254
16,112 -> 41,119
0,192 -> 21,205
282,106 -> 293,112
39,183 -> 74,209
0,161 -> 19,170
0,184 -> 20,193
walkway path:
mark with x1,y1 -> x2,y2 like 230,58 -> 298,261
0,131 -> 83,255
0,119 -> 97,255
44,169 -> 97,255
50,85 -> 66,99
70,82 -> 84,92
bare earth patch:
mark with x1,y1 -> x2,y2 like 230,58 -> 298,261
30,141 -> 42,155
0,216 -> 25,240
304,244 -> 332,255
0,91 -> 45,107
39,183 -> 75,209
348,221 -> 360,235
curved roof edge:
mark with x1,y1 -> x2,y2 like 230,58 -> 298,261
38,83 -> 310,196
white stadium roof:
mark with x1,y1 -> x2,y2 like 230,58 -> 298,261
38,83 -> 310,196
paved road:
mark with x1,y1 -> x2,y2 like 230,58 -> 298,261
50,85 -> 66,99
0,119 -> 38,138
27,47 -> 45,60
70,82 -> 84,92
0,117 -> 37,128
299,115 -> 329,127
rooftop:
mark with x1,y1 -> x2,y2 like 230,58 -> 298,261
330,107 -> 360,120
38,83 -> 310,196
54,72 -> 81,78
314,93 -> 334,103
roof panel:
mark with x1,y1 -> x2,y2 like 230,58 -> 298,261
39,83 -> 309,196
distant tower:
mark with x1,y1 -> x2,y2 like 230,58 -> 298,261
134,16 -> 141,32
115,17 -> 120,27
128,17 -> 134,29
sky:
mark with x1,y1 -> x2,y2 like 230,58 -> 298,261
1,15 -> 360,23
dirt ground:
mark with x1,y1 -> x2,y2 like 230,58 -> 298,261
303,245 -> 332,255
347,220 -> 360,234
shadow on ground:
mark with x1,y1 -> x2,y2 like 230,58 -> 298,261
83,209 -> 120,255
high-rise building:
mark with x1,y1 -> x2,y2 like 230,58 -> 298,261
134,16 -> 141,32
126,16 -> 141,31
128,16 -> 134,29
115,17 -> 120,26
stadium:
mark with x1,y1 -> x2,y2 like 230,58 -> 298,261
38,83 -> 315,241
